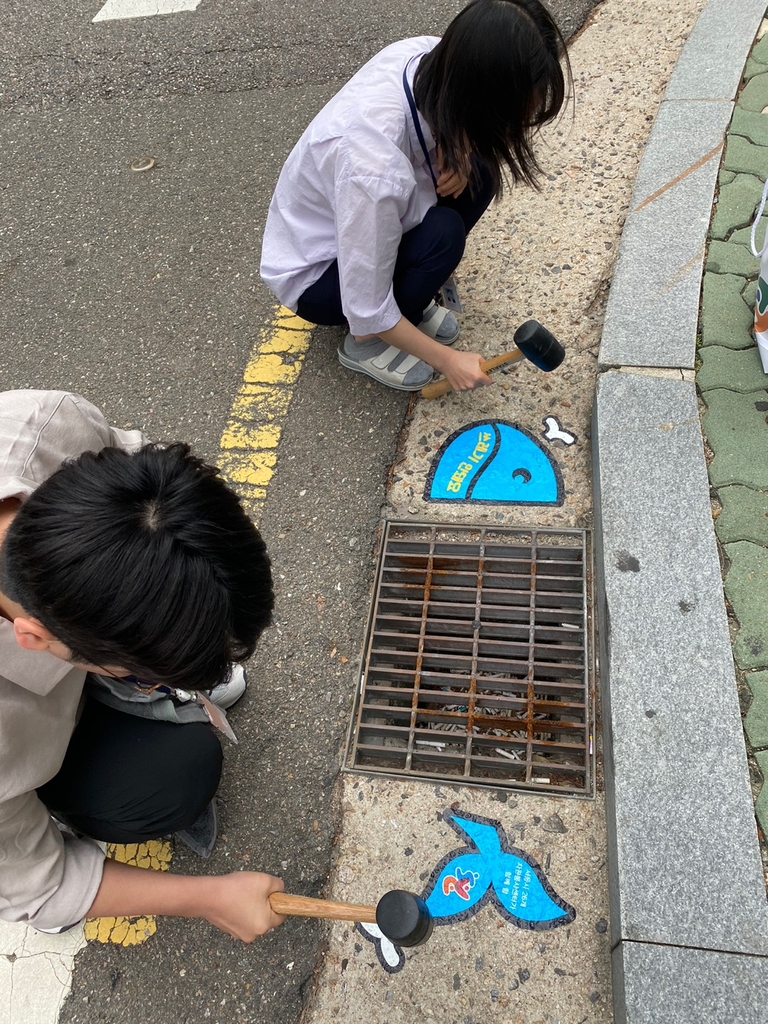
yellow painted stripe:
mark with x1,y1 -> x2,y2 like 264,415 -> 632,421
218,306 -> 314,511
84,839 -> 173,946
86,306 -> 313,946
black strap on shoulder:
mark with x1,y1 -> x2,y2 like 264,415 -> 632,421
402,63 -> 437,190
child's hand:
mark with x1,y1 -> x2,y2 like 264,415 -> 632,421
439,349 -> 492,392
202,872 -> 286,942
436,147 -> 469,199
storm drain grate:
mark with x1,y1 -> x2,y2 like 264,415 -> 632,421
345,522 -> 594,796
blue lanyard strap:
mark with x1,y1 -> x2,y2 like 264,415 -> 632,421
402,63 -> 438,190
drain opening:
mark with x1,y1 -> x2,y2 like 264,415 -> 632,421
345,522 -> 594,796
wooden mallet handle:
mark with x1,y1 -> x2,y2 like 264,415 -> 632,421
420,348 -> 525,401
269,891 -> 377,924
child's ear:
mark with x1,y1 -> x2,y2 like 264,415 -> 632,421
13,616 -> 57,653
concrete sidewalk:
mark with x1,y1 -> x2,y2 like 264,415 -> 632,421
299,1 -> 768,1023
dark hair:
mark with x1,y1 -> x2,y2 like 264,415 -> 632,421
414,0 -> 571,196
0,443 -> 274,690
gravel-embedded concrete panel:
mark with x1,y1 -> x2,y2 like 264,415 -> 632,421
599,101 -> 732,370
612,941 -> 768,1024
592,370 -> 768,955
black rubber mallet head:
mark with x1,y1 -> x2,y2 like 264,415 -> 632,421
513,319 -> 565,372
268,888 -> 434,947
421,318 -> 565,399
375,889 -> 434,947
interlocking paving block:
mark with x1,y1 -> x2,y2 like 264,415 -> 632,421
711,173 -> 765,238
723,135 -> 768,178
593,371 -> 768,953
700,272 -> 755,348
716,484 -> 768,544
745,670 -> 768,748
731,222 -> 768,250
756,749 -> 768,835
751,31 -> 768,68
723,540 -> 768,671
600,100 -> 732,369
702,387 -> 768,488
740,71 -> 768,112
707,238 -> 761,277
698,345 -> 766,392
730,105 -> 768,147
612,942 -> 768,1024
664,0 -> 768,101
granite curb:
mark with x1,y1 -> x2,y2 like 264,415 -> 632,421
593,1 -> 768,1022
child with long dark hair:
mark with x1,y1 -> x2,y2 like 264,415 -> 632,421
260,0 -> 571,392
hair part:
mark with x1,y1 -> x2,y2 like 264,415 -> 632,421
0,443 -> 274,690
414,0 -> 572,197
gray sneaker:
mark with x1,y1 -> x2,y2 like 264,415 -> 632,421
338,334 -> 434,390
419,300 -> 460,344
175,799 -> 218,858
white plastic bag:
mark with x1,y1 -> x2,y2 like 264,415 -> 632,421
749,177 -> 768,372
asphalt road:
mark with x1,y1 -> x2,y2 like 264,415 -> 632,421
0,2 -> 602,1022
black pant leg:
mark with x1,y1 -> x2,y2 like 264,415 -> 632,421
37,697 -> 223,844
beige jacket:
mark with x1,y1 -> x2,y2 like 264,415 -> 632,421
0,390 -> 145,929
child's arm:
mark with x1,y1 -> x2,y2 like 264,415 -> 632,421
87,857 -> 285,942
367,316 -> 492,392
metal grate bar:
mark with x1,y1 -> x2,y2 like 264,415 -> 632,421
346,523 -> 595,797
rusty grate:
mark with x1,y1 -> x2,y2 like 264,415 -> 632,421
345,522 -> 594,796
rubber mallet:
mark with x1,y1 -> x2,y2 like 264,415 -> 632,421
420,319 -> 565,400
269,888 -> 434,947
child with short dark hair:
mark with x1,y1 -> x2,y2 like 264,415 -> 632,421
0,390 -> 284,940
260,0 -> 571,392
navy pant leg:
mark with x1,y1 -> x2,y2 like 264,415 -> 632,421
37,697 -> 223,843
295,162 -> 494,328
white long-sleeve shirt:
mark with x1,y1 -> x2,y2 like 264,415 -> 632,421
260,37 -> 440,338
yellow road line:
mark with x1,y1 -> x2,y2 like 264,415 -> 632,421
218,306 -> 314,511
85,305 -> 313,947
83,839 -> 172,946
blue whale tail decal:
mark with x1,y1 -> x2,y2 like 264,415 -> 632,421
422,810 -> 576,929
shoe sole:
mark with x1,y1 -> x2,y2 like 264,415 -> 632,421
337,348 -> 435,391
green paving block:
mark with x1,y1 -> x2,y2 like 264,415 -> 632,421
740,72 -> 768,113
711,174 -> 766,238
723,541 -> 768,671
719,169 -> 737,186
722,136 -> 768,178
702,389 -> 768,489
745,671 -> 768,748
706,239 -> 760,278
752,33 -> 768,67
755,749 -> 768,836
698,345 -> 765,392
700,272 -> 755,347
716,485 -> 768,544
745,278 -> 758,308
730,106 -> 768,147
730,223 -> 768,250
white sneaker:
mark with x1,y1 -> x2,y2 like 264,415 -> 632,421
174,663 -> 247,709
206,663 -> 247,709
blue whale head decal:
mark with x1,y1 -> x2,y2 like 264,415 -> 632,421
425,420 -> 563,504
